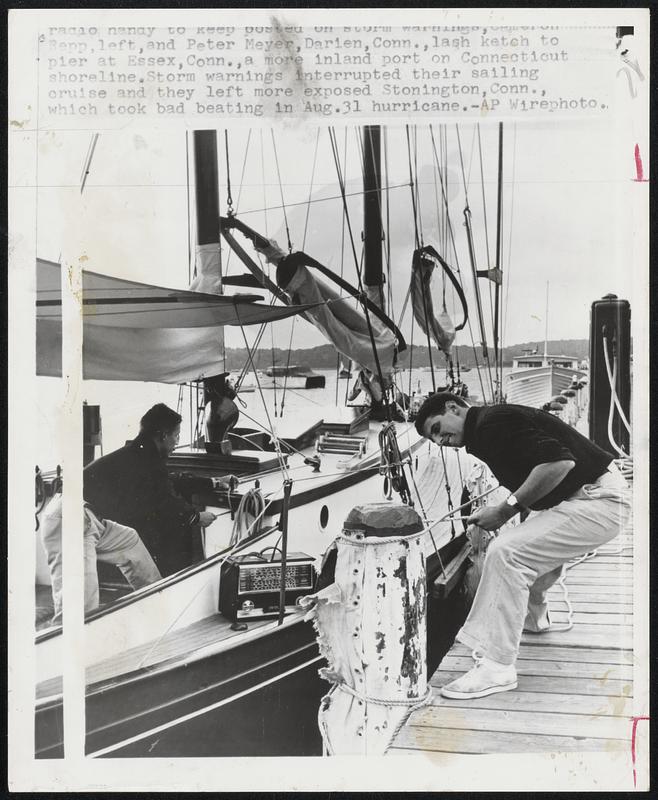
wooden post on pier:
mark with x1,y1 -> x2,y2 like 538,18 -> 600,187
301,502 -> 430,755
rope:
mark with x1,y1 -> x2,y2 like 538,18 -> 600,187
334,679 -> 433,708
229,486 -> 265,547
602,335 -> 632,434
335,488 -> 499,548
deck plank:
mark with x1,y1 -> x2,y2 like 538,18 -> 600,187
392,726 -> 629,754
438,655 -> 633,680
430,690 -> 634,717
407,707 -> 632,740
430,671 -> 632,698
448,643 -> 633,664
388,522 -> 637,757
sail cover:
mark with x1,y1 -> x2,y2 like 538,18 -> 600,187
278,259 -> 398,377
36,259 -> 316,382
233,228 -> 400,376
410,245 -> 468,356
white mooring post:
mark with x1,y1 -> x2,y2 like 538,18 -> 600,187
301,502 -> 431,755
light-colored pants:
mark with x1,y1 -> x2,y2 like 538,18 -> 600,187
457,469 -> 631,665
40,494 -> 161,623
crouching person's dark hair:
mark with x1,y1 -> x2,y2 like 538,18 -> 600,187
414,392 -> 469,437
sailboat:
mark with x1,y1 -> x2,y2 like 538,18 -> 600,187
34,126 -> 491,758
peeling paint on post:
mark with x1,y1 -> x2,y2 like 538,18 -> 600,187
301,502 -> 429,755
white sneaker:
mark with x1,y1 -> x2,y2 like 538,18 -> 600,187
440,653 -> 517,699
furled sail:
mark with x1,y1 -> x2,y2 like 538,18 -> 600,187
410,245 -> 468,356
220,216 -> 405,378
36,259 -> 316,382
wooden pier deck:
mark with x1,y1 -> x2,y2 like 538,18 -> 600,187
388,533 -> 635,756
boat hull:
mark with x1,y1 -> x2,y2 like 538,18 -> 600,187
505,365 -> 584,408
35,538 -> 466,758
36,618 -> 325,758
257,375 -> 326,390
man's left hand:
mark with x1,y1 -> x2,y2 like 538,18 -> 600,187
467,503 -> 514,532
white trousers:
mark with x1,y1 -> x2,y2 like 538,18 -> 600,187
40,494 -> 161,623
457,469 -> 631,665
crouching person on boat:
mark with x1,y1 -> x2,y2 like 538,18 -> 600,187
40,494 -> 162,624
415,392 -> 631,700
83,403 -> 226,577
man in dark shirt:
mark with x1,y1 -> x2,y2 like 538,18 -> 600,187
415,392 -> 630,699
84,403 -> 226,577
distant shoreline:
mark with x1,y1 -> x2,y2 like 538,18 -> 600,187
222,338 -> 590,372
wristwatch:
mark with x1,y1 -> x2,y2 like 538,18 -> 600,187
506,494 -> 523,513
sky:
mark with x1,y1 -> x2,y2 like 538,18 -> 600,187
36,118 -> 637,355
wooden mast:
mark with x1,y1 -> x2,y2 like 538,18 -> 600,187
192,130 -> 221,285
363,125 -> 384,311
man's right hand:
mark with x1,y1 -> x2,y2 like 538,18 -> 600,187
198,510 -> 217,528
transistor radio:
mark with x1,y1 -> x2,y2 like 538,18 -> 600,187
218,552 -> 316,622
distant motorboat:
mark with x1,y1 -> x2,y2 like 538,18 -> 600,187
506,351 -> 586,408
261,365 -> 326,390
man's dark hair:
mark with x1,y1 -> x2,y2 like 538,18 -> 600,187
139,404 -> 182,437
414,392 -> 469,436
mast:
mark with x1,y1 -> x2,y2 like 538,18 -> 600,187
543,281 -> 548,367
363,125 -> 384,311
494,122 -> 504,394
193,130 -> 221,277
191,130 -> 223,445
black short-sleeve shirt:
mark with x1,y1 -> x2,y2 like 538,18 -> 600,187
463,404 -> 614,509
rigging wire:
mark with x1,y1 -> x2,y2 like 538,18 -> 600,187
223,130 -> 234,215
270,129 -> 293,254
233,183 -> 411,219
502,123 -> 518,381
340,128 -> 351,408
476,124 -> 496,338
456,123 -> 495,403
79,133 -> 99,194
383,128 -> 393,314
406,125 -> 436,393
237,321 -> 289,478
223,129 -> 253,274
428,125 -> 488,403
328,126 -> 390,421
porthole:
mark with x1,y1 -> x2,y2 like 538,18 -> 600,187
320,505 -> 329,529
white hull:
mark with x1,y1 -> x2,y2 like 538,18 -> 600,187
35,426 -> 470,688
505,364 -> 585,408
